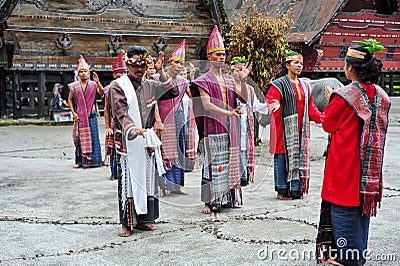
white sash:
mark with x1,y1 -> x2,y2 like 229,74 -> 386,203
116,76 -> 147,215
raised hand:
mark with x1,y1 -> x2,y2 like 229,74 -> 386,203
189,62 -> 196,82
92,71 -> 100,83
154,51 -> 165,71
238,62 -> 252,82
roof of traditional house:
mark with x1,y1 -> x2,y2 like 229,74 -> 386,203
0,0 -> 18,23
2,0 -> 215,71
316,7 -> 400,72
222,0 -> 348,44
222,0 -> 400,72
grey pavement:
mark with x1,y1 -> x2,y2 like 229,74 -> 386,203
0,102 -> 399,265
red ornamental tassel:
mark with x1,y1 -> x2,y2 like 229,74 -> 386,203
362,195 -> 377,217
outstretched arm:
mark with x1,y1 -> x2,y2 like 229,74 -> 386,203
199,87 -> 242,117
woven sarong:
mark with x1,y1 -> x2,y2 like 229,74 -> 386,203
206,133 -> 230,199
316,200 -> 335,263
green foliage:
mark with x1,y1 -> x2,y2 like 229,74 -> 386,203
353,39 -> 385,55
230,56 -> 248,65
224,4 -> 293,90
285,50 -> 298,57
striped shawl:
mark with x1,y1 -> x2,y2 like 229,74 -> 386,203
335,83 -> 390,216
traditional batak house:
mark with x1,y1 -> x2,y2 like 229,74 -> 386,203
0,0 -> 217,118
222,0 -> 400,94
1,0 -> 399,118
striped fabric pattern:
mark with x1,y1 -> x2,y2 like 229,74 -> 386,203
207,133 -> 230,199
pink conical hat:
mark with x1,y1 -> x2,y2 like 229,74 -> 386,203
77,54 -> 90,71
206,25 -> 225,54
169,39 -> 186,62
112,53 -> 127,73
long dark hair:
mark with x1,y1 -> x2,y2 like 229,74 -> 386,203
280,61 -> 289,76
345,45 -> 383,84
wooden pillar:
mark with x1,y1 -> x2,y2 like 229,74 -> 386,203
0,68 -> 5,117
13,70 -> 22,119
389,72 -> 394,96
38,72 -> 46,118
62,71 -> 70,98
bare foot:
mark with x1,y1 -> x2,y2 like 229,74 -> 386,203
159,188 -> 165,197
117,226 -> 131,237
292,196 -> 304,200
170,190 -> 188,195
133,223 -> 156,231
327,258 -> 343,266
277,193 -> 292,200
72,164 -> 81,169
233,204 -> 242,208
201,204 -> 212,214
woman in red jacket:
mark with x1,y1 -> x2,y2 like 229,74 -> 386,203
266,51 -> 321,200
316,40 -> 390,266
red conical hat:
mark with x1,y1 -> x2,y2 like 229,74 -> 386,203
169,39 -> 186,62
77,55 -> 90,71
112,53 -> 127,74
206,25 -> 225,54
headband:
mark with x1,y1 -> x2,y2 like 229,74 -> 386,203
123,53 -> 154,66
346,48 -> 367,59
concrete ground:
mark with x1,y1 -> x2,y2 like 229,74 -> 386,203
0,102 -> 399,265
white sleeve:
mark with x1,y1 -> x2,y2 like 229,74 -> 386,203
252,92 -> 269,115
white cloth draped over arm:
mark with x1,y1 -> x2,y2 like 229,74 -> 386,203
252,92 -> 270,115
144,128 -> 165,177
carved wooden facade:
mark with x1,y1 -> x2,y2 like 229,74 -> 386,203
0,0 -> 216,118
1,0 -> 399,118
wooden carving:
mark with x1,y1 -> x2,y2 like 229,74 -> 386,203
108,35 -> 124,54
152,37 -> 168,53
55,33 -> 74,51
88,0 -> 146,15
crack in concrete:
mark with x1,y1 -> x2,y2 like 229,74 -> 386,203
0,146 -> 70,154
0,216 -> 118,225
0,225 -> 198,263
384,186 -> 400,192
198,210 -> 317,246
